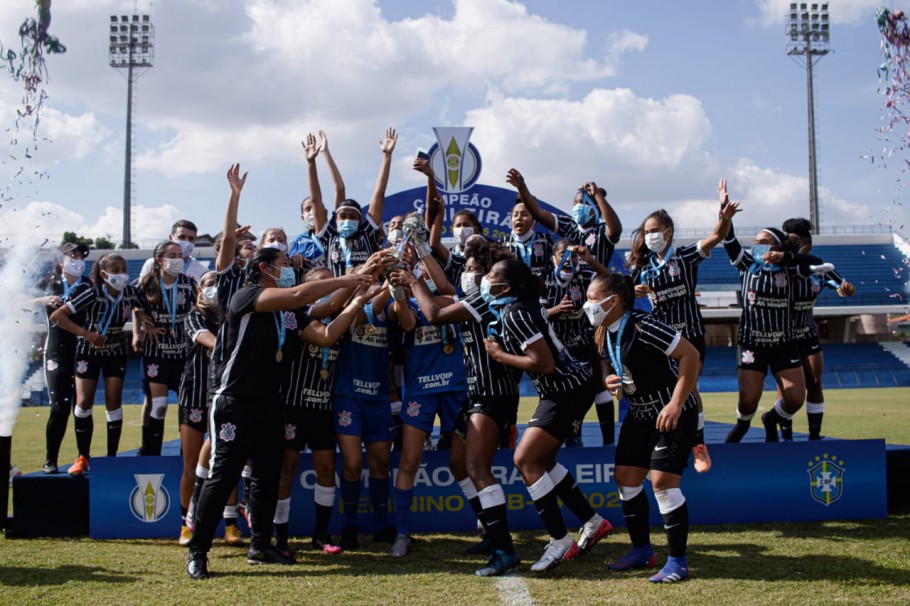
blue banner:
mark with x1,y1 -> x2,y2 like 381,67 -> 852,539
90,439 -> 886,539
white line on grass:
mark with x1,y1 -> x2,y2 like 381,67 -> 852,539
496,574 -> 534,606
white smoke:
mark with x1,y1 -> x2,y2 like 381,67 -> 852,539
0,243 -> 43,437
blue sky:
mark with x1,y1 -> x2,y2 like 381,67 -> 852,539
0,0 -> 907,246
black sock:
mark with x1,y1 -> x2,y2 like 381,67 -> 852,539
243,474 -> 253,502
528,478 -> 567,540
315,503 -> 333,538
45,404 -> 70,463
224,516 -> 237,527
275,522 -> 289,548
147,417 -> 165,456
484,503 -> 514,554
661,502 -> 689,558
553,471 -> 595,524
596,402 -> 615,445
724,418 -> 751,443
779,417 -> 793,440
74,413 -> 93,457
181,506 -> 188,520
622,490 -> 650,547
762,408 -> 783,442
106,419 -> 122,457
467,496 -> 487,530
807,412 -> 823,439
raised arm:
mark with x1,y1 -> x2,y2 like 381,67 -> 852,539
299,287 -> 382,346
302,133 -> 329,235
368,127 -> 398,226
391,269 -> 472,324
585,182 -> 622,241
415,159 -> 451,263
317,130 -> 346,207
700,199 -> 741,253
575,245 -> 610,276
419,252 -> 456,296
218,164 -> 248,272
255,274 -> 373,312
506,168 -> 556,231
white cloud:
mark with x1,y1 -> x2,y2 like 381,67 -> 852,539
754,0 -> 880,26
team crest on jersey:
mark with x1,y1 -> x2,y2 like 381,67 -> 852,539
189,408 -> 203,424
807,454 -> 845,506
406,401 -> 421,417
285,423 -> 297,441
122,304 -> 131,320
46,358 -> 58,372
747,290 -> 756,304
76,360 -> 88,374
569,284 -> 582,301
338,410 -> 352,427
774,272 -> 787,288
668,260 -> 680,277
146,363 -> 159,379
741,349 -> 755,365
585,233 -> 596,247
331,249 -> 341,262
308,344 -> 320,355
283,311 -> 298,331
219,422 -> 237,442
177,291 -> 186,306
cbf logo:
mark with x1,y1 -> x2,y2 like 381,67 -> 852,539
807,453 -> 845,506
427,127 -> 481,192
129,474 -> 171,523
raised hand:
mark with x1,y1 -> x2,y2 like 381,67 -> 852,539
303,133 -> 319,162
413,157 -> 433,176
506,168 -> 526,190
318,130 -> 330,155
234,224 -> 252,239
717,178 -> 729,206
227,163 -> 248,196
720,200 -> 741,221
583,181 -> 599,196
379,127 -> 398,155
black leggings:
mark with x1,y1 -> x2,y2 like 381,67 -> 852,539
44,356 -> 75,462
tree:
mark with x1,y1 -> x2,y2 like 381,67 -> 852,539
60,231 -> 93,249
94,237 -> 115,250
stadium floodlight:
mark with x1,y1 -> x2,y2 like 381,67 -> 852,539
108,13 -> 155,249
787,3 -> 830,236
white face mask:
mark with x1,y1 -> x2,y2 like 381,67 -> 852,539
105,273 -> 129,292
63,257 -> 85,277
162,257 -> 184,276
582,296 -> 614,327
265,241 -> 288,253
453,226 -> 474,246
173,239 -> 195,257
460,271 -> 478,293
644,230 -> 669,254
303,210 -> 315,229
388,229 -> 403,245
202,286 -> 217,302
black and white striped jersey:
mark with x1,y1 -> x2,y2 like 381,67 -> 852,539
459,291 -> 520,396
178,308 -> 219,409
598,309 -> 696,421
629,243 -> 709,339
319,214 -> 381,277
216,263 -> 245,317
141,275 -> 197,359
44,275 -> 90,361
494,299 -> 590,397
554,214 -> 619,268
790,269 -> 845,341
67,284 -> 143,357
280,309 -> 342,411
441,250 -> 467,292
504,231 -> 553,279
541,267 -> 595,353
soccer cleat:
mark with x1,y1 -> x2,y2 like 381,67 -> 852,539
578,516 -> 613,554
247,545 -> 296,565
42,460 -> 58,475
179,525 -> 193,546
389,533 -> 412,558
648,556 -> 689,583
186,550 -> 209,580
224,524 -> 244,546
529,538 -> 579,572
475,549 -> 521,577
67,455 -> 90,476
312,535 -> 342,555
9,465 -> 21,484
761,413 -> 779,443
608,546 -> 656,571
692,444 -> 712,473
373,525 -> 397,543
808,434 -> 824,441
466,535 -> 496,555
340,525 -> 359,550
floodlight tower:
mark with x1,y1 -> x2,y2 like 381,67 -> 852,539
108,14 -> 154,249
786,2 -> 829,236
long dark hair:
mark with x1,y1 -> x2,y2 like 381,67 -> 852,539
628,209 -> 674,270
139,241 -> 177,307
495,258 -> 543,306
591,273 -> 635,352
91,253 -> 126,289
245,247 -> 283,286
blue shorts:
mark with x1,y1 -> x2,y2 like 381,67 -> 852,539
333,395 -> 395,443
400,391 -> 464,434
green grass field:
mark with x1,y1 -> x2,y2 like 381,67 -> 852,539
2,388 -> 909,605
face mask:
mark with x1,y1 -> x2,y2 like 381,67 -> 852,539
271,266 -> 296,288
460,271 -> 478,293
162,257 -> 184,276
583,296 -> 613,327
338,219 -> 359,238
751,244 -> 771,262
453,226 -> 474,246
63,257 -> 85,277
173,239 -> 195,257
480,276 -> 509,305
105,273 -> 129,292
644,231 -> 669,254
572,203 -> 594,226
265,241 -> 288,253
303,211 -> 315,230
202,286 -> 217,302
559,268 -> 575,281
238,257 -> 250,270
388,229 -> 403,245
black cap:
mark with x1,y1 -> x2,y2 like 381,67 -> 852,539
60,242 -> 90,257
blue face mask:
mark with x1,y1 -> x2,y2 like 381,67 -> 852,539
271,266 -> 296,288
751,244 -> 771,262
480,276 -> 511,305
338,219 -> 359,238
572,203 -> 594,226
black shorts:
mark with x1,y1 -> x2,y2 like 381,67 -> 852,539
736,342 -> 802,375
615,406 -> 697,475
528,383 -> 595,443
455,393 -> 520,447
144,356 -> 184,392
75,353 -> 127,381
796,336 -> 822,359
283,407 -> 336,452
179,404 -> 209,432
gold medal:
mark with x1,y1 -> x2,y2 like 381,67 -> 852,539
320,368 -> 329,381
368,324 -> 376,335
275,350 -> 283,362
443,344 -> 454,355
